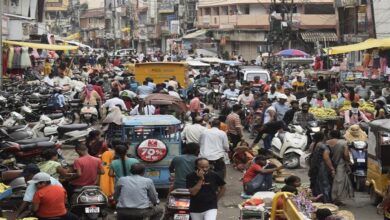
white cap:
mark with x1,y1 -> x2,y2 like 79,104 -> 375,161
278,94 -> 288,100
27,172 -> 51,185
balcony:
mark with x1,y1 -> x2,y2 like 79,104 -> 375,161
197,14 -> 336,30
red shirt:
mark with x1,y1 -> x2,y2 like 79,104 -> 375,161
32,185 -> 67,218
243,163 -> 263,184
113,59 -> 121,67
93,85 -> 105,101
72,155 -> 102,187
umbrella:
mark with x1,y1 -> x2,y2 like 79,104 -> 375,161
276,49 -> 309,57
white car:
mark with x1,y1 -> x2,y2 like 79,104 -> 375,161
240,66 -> 271,82
110,48 -> 136,57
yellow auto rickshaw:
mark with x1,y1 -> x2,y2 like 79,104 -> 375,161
366,119 -> 390,204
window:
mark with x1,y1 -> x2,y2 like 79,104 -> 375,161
270,4 -> 297,14
357,6 -> 367,33
212,7 -> 219,16
204,8 -> 211,16
304,4 -> 334,14
221,6 -> 228,15
229,5 -> 237,15
238,4 -> 250,15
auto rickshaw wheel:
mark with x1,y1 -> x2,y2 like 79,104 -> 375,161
369,186 -> 382,205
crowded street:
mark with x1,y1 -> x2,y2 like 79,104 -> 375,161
2,0 -> 390,220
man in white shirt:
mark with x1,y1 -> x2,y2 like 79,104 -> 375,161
199,119 -> 229,178
43,73 -> 54,87
130,100 -> 155,115
284,88 -> 297,106
237,88 -> 254,106
267,86 -> 280,102
181,116 -> 207,144
167,86 -> 181,99
53,63 -> 72,88
137,81 -> 154,99
223,83 -> 240,99
102,93 -> 128,111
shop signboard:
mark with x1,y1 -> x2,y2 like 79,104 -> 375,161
159,0 -> 175,14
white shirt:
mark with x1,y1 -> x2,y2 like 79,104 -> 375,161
168,91 -> 181,99
168,80 -> 179,90
130,104 -> 155,115
263,106 -> 276,124
238,94 -> 254,106
199,127 -> 229,161
102,97 -> 128,111
267,91 -> 280,101
223,89 -> 240,99
54,76 -> 71,87
43,76 -> 54,86
181,123 -> 207,144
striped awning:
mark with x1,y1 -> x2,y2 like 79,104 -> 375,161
301,32 -> 338,43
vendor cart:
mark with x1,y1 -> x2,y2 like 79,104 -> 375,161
270,192 -> 306,220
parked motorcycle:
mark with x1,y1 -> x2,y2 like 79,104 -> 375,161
70,185 -> 108,220
349,140 -> 368,191
271,124 -> 308,169
165,188 -> 191,220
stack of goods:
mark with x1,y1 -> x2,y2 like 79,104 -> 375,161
309,107 -> 338,120
339,100 -> 375,120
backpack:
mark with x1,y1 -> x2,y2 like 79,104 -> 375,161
47,94 -> 61,108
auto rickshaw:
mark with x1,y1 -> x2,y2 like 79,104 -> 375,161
121,115 -> 182,189
366,119 -> 390,204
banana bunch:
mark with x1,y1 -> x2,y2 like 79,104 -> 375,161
359,102 -> 375,114
309,107 -> 338,119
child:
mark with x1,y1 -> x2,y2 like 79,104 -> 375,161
281,175 -> 301,194
232,142 -> 254,171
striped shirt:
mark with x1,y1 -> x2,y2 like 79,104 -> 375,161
226,112 -> 242,135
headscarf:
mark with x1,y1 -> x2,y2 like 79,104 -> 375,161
84,84 -> 94,100
344,124 -> 368,142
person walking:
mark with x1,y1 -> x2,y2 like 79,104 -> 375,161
181,116 -> 207,144
199,119 -> 230,179
326,130 -> 354,205
226,104 -> 244,150
186,158 -> 226,220
308,132 -> 335,203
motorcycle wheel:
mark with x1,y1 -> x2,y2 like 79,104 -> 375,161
282,153 -> 300,169
355,176 -> 366,192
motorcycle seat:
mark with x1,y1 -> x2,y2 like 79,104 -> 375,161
69,99 -> 81,104
16,137 -> 51,144
47,113 -> 64,120
20,141 -> 55,150
57,124 -> 89,134
6,125 -> 27,133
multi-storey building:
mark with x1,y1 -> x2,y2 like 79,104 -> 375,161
196,0 -> 338,60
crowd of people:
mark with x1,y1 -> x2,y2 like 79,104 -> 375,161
7,50 -> 390,220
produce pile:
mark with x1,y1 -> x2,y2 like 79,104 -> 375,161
309,107 -> 338,120
339,100 -> 375,120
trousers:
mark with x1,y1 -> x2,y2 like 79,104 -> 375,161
190,209 -> 218,220
116,206 -> 164,220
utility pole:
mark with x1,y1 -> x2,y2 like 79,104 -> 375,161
113,0 -> 117,51
288,0 -> 294,49
0,2 -> 3,90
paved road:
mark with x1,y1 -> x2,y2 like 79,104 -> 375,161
63,148 -> 382,220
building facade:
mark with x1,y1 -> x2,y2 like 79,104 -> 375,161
197,0 -> 338,60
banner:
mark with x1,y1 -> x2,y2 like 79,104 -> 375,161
159,0 -> 175,14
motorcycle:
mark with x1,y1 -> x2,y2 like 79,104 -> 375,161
80,105 -> 99,125
349,140 -> 368,191
2,112 -> 27,127
271,124 -> 308,169
165,188 -> 191,220
306,121 -> 322,150
209,84 -> 222,109
0,125 -> 34,141
70,185 -> 108,220
0,168 -> 26,212
195,83 -> 209,103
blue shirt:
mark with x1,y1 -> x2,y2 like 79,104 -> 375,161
272,102 -> 290,121
23,176 -> 62,202
110,158 -> 139,183
137,85 -> 154,99
169,154 -> 197,189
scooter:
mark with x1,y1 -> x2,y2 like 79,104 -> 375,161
70,185 -> 108,220
349,140 -> 368,192
31,115 -> 92,144
165,188 -> 191,220
0,125 -> 34,141
271,124 -> 308,169
2,112 -> 27,127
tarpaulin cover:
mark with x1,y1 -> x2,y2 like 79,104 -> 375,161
2,40 -> 79,51
325,38 -> 390,55
144,93 -> 188,114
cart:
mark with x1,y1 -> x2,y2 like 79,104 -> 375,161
270,192 -> 306,220
239,204 -> 269,220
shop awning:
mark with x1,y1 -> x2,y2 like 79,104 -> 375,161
325,38 -> 390,55
301,32 -> 338,43
183,30 -> 207,40
2,40 -> 79,50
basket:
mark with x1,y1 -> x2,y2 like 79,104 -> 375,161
312,203 -> 339,214
336,210 -> 355,220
